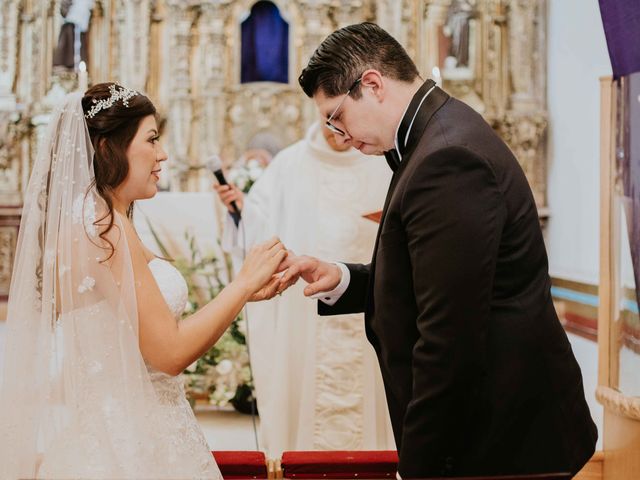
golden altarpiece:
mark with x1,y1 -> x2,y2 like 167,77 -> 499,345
0,0 -> 548,299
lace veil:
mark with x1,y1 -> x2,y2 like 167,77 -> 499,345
0,92 -> 218,478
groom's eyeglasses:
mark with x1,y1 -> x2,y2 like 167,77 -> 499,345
325,77 -> 362,137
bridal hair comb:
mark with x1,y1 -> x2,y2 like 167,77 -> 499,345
84,84 -> 139,119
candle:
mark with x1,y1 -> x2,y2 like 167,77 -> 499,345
431,66 -> 442,87
78,61 -> 88,92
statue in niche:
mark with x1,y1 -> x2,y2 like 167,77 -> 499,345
241,1 -> 289,84
442,0 -> 475,72
52,0 -> 94,69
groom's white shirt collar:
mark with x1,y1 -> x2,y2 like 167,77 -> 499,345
393,83 -> 436,161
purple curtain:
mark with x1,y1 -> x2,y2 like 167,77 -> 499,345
241,1 -> 289,84
598,0 -> 640,78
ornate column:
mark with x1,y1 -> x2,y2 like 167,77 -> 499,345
421,0 -> 451,78
0,113 -> 29,205
0,1 -> 37,301
17,5 -> 37,105
481,0 -> 508,119
400,0 -> 420,62
0,206 -> 22,300
146,0 -> 164,102
0,111 -> 28,300
331,0 -> 363,29
9,0 -> 53,206
28,1 -> 56,104
0,0 -> 20,110
195,0 -> 231,180
0,0 -> 23,208
298,0 -> 333,66
370,1 -> 420,72
499,0 -> 548,217
89,0 -> 111,84
375,0 -> 404,40
297,0 -> 333,126
495,113 -> 548,210
114,0 -> 151,91
18,0 -> 67,107
166,0 -> 197,190
507,0 -> 538,111
111,0 -> 127,84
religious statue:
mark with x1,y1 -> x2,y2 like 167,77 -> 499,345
442,0 -> 475,69
53,0 -> 94,69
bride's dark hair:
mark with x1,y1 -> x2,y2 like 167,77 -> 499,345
82,82 -> 156,260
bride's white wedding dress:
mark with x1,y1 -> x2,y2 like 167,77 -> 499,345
37,258 -> 222,479
0,93 -> 225,479
145,258 -> 222,477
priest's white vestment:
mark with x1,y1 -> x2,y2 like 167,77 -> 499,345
223,122 -> 395,456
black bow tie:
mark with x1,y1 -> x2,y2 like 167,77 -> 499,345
384,149 -> 400,172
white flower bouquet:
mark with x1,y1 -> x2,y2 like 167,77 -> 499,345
227,158 -> 266,193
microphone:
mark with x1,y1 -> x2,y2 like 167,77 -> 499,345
207,155 -> 241,227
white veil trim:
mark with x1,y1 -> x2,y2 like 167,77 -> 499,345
0,93 -> 219,479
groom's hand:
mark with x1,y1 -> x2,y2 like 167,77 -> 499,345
279,253 -> 342,296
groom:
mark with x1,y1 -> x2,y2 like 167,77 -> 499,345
280,23 -> 597,478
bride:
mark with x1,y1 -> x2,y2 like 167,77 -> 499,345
0,83 -> 289,479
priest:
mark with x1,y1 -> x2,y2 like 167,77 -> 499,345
216,121 -> 394,457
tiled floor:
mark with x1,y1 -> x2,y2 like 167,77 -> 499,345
196,408 -> 260,451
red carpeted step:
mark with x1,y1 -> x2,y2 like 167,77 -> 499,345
280,451 -> 571,480
281,450 -> 399,479
212,450 -> 268,479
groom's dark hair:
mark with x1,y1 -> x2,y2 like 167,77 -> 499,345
298,22 -> 420,100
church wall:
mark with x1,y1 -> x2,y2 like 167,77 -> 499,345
546,0 -> 612,451
546,0 -> 610,284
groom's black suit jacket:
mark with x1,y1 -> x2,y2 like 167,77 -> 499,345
319,81 -> 597,477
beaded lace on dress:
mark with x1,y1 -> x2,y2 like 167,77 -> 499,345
36,259 -> 222,479
146,259 -> 220,475
147,258 -> 221,478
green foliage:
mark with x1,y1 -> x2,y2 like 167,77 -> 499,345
146,218 -> 253,409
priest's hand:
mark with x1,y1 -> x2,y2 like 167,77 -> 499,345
278,253 -> 342,297
213,183 -> 244,213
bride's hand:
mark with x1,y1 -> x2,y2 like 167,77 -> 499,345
235,237 -> 287,300
248,251 -> 300,301
248,274 -> 281,302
